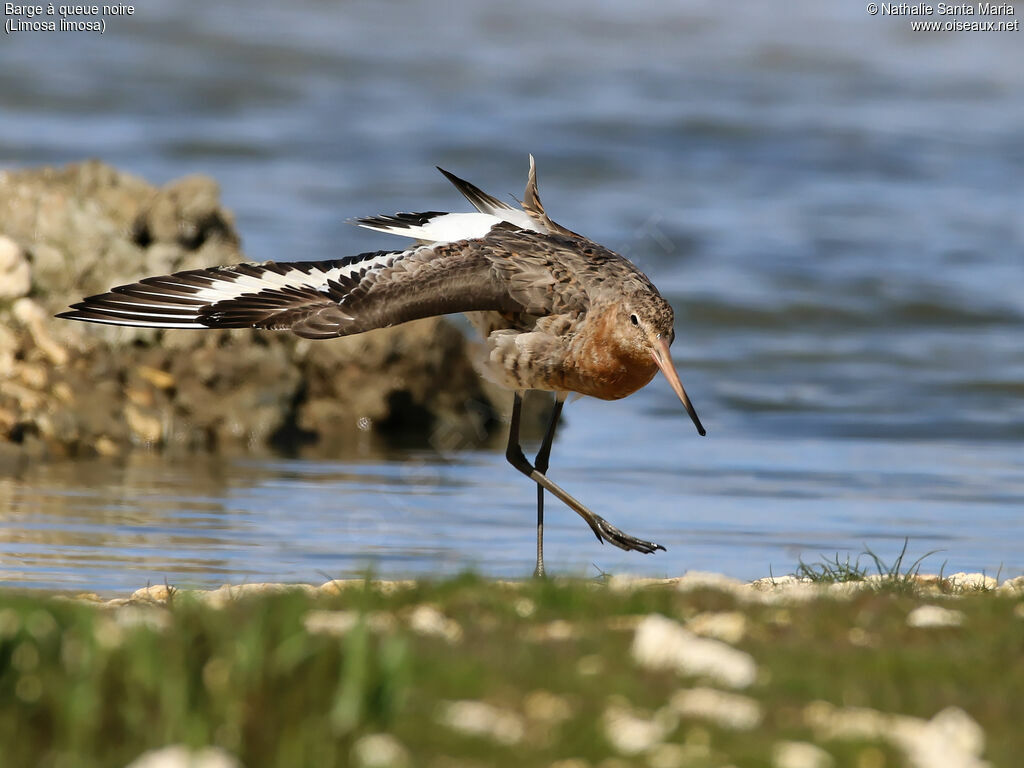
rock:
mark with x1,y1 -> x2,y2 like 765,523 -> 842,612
602,700 -> 676,755
946,573 -> 997,592
123,745 -> 241,768
685,611 -> 747,644
12,298 -> 68,365
523,690 -> 573,724
772,741 -> 835,768
998,574 -> 1024,594
631,614 -> 757,689
351,734 -> 410,768
407,604 -> 463,644
803,701 -> 988,768
675,571 -> 747,595
906,605 -> 964,628
669,687 -> 762,731
303,609 -> 397,637
130,585 -> 176,604
0,161 -> 508,459
436,700 -> 525,746
125,403 -> 164,445
199,582 -> 317,608
0,236 -> 31,299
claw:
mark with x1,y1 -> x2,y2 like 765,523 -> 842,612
592,515 -> 666,554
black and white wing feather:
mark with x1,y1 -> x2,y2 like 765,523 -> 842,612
57,232 -> 559,340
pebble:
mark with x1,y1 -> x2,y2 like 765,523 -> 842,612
408,604 -> 462,644
436,700 -> 525,746
350,733 -> 410,768
669,687 -> 762,731
123,745 -> 240,768
631,614 -> 758,689
199,582 -> 317,609
303,610 -> 397,637
804,701 -> 988,768
523,619 -> 577,642
523,689 -> 573,724
906,605 -> 964,628
998,575 -> 1024,594
685,611 -> 747,644
130,585 -> 176,603
601,700 -> 676,756
772,741 -> 835,768
674,571 -> 747,595
318,579 -> 416,595
946,573 -> 997,592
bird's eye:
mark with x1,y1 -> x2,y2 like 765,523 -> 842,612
630,314 -> 639,327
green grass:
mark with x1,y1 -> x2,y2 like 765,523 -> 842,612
793,539 -> 958,593
0,573 -> 1021,767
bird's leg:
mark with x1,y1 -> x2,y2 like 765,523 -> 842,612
505,393 -> 666,558
532,393 -> 565,578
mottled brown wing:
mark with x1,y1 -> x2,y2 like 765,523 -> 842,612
58,230 -> 587,340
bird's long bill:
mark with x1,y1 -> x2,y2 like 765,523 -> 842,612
652,338 -> 706,436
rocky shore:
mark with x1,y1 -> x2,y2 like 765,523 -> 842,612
0,161 -> 506,463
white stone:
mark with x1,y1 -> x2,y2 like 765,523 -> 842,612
804,701 -> 989,768
608,575 -> 677,593
523,690 -> 573,724
513,597 -> 536,617
826,581 -> 868,598
675,571 -> 747,595
601,702 -> 675,755
199,582 -> 316,608
685,611 -> 747,644
124,745 -> 241,768
631,614 -> 757,689
350,733 -> 410,768
947,573 -> 997,592
0,236 -> 31,299
303,610 -> 396,636
304,610 -> 360,636
772,741 -> 835,768
524,619 -> 577,642
113,607 -> 171,633
669,687 -> 762,731
437,700 -> 525,746
408,604 -> 462,643
997,575 -> 1024,594
906,605 -> 964,628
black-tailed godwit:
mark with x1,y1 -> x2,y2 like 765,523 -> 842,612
59,157 -> 706,576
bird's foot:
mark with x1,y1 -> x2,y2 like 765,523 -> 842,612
589,514 -> 666,554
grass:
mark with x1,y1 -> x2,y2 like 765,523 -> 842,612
793,539 -> 960,593
0,571 -> 1021,768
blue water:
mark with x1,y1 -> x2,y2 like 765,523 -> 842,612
1,0 -> 1022,592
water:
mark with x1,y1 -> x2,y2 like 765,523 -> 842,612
1,0 -> 1022,592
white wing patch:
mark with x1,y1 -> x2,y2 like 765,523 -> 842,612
354,210 -> 543,244
354,212 -> 501,243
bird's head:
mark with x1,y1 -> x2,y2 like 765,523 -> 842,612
614,291 -> 706,437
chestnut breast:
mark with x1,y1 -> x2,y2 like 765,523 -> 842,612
561,306 -> 658,400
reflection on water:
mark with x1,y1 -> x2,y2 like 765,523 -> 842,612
2,398 -> 1021,594
1,1 -> 1022,590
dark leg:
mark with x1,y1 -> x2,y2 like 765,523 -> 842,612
532,394 -> 565,578
505,392 -> 665,566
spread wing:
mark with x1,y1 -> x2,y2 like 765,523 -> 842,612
58,229 -> 582,340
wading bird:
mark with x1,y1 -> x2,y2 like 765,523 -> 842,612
59,157 -> 706,576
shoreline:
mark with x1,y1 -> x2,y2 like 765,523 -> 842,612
10,569 -> 1019,609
